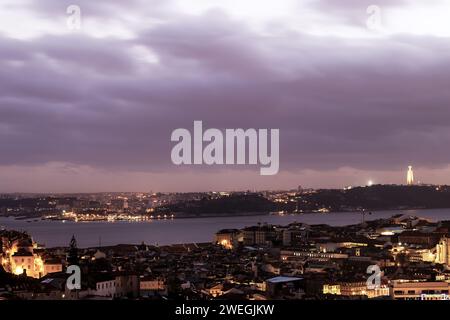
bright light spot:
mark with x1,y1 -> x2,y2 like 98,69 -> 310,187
367,180 -> 374,187
219,239 -> 232,249
14,266 -> 23,275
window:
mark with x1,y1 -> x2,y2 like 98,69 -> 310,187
422,290 -> 435,294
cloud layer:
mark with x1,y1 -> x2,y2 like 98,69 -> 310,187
1,0 -> 450,191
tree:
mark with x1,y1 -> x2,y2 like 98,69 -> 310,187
396,252 -> 408,267
67,235 -> 79,265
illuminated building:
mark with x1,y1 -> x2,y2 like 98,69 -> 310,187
406,248 -> 436,263
208,284 -> 225,297
323,284 -> 341,295
436,236 -> 450,266
140,276 -> 168,297
323,282 -> 390,299
398,231 -> 442,246
1,236 -> 56,279
407,165 -> 414,185
44,259 -> 64,275
215,229 -> 241,249
280,250 -> 348,260
9,239 -> 45,278
391,281 -> 450,300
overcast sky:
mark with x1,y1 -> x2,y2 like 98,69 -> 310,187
1,0 -> 450,192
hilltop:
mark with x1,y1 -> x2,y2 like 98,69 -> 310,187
155,185 -> 450,216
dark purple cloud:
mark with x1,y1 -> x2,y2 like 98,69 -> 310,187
0,0 -> 450,191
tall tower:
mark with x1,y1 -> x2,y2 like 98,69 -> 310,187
406,166 -> 414,186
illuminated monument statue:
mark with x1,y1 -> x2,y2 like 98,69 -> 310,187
407,166 -> 414,185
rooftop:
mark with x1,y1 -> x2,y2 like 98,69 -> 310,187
266,276 -> 303,284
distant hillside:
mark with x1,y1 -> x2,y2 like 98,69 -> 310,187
156,185 -> 450,216
293,185 -> 450,212
155,194 -> 276,216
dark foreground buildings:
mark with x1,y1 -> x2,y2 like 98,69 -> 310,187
2,214 -> 450,300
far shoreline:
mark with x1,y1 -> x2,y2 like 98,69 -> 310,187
2,206 -> 450,222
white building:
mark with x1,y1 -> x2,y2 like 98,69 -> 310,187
140,277 -> 167,297
436,236 -> 450,266
391,281 -> 450,300
407,166 -> 414,185
90,274 -> 139,299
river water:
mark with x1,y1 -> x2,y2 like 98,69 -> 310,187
1,208 -> 449,248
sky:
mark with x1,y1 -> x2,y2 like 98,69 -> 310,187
1,0 -> 450,192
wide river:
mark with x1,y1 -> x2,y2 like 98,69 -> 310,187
1,208 -> 450,248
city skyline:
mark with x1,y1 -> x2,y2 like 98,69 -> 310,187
4,0 -> 450,309
1,0 -> 450,192
0,165 -> 436,193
